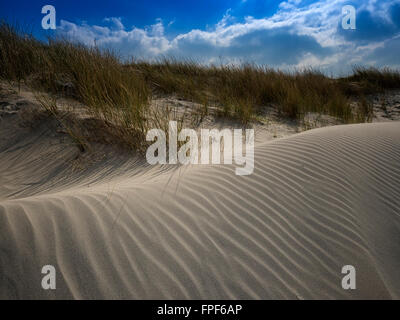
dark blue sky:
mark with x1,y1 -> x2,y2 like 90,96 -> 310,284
1,0 -> 281,35
1,0 -> 400,73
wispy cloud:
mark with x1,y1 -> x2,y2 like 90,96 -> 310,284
57,0 -> 400,74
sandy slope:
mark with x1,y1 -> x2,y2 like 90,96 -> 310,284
1,117 -> 400,299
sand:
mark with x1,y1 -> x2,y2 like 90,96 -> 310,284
1,98 -> 400,300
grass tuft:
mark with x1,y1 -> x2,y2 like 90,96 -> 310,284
1,21 -> 399,152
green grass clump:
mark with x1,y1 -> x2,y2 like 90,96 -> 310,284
347,66 -> 400,90
0,22 -> 152,150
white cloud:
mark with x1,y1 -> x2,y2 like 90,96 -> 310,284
103,17 -> 124,30
56,0 -> 400,73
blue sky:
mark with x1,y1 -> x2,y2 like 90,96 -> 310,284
1,0 -> 400,74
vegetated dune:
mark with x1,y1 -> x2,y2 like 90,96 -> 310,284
1,119 -> 400,299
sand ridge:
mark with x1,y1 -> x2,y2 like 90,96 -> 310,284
1,118 -> 400,299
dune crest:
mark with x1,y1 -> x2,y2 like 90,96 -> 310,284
1,121 -> 400,299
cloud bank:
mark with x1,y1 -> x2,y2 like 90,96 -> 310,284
57,0 -> 400,75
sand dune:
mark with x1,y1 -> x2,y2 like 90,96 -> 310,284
1,120 -> 400,299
